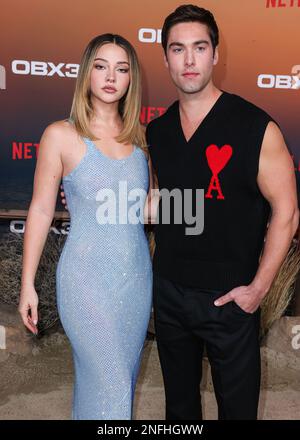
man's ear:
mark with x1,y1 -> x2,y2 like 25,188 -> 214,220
164,53 -> 169,69
213,46 -> 219,66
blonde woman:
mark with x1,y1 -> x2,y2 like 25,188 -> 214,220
18,34 -> 156,420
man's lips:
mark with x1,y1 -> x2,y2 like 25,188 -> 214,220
182,72 -> 199,78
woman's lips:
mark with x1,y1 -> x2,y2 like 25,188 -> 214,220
102,87 -> 117,93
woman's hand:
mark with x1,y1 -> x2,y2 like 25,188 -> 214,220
18,285 -> 39,335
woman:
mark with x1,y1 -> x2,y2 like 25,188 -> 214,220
18,34 -> 156,420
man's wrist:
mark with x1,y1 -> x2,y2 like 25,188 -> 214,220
250,278 -> 271,299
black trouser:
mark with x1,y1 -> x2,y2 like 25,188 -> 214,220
153,272 -> 261,420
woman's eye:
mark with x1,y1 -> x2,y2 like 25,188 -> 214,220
118,68 -> 129,73
94,65 -> 105,70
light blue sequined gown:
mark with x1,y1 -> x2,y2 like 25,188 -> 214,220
56,136 -> 152,420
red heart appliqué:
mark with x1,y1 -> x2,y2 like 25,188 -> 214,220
206,144 -> 233,175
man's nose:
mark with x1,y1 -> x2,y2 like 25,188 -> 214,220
184,50 -> 195,67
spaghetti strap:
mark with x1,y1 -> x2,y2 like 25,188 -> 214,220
81,137 -> 94,152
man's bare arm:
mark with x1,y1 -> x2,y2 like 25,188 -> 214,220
215,121 -> 299,312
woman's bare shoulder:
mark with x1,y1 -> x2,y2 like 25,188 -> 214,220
41,119 -> 77,142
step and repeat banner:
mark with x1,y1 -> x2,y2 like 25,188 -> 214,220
0,0 -> 299,234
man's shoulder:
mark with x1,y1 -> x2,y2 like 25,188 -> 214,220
227,92 -> 272,120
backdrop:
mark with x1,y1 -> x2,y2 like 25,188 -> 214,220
0,0 -> 299,228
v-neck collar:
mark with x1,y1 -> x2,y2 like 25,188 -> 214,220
175,90 -> 228,144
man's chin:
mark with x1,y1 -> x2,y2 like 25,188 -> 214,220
178,85 -> 204,95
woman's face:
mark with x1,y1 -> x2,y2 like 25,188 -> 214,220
90,43 -> 130,105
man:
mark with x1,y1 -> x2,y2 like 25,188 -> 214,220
146,4 -> 298,420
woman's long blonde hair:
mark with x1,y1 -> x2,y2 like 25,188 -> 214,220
70,33 -> 147,154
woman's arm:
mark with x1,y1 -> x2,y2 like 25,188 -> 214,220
18,123 -> 64,334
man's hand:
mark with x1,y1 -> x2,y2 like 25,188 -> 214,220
60,184 -> 68,210
214,283 -> 264,314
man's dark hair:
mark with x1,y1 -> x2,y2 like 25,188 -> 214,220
161,4 -> 219,54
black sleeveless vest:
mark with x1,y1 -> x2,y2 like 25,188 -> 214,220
146,91 -> 275,290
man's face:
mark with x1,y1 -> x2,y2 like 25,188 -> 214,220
165,21 -> 218,95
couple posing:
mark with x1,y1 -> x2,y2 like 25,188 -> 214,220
18,5 -> 298,420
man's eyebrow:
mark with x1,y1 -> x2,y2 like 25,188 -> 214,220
168,42 -> 184,48
193,40 -> 209,45
168,40 -> 209,48
94,57 -> 129,65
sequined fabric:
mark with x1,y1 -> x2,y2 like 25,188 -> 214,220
56,137 -> 153,420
